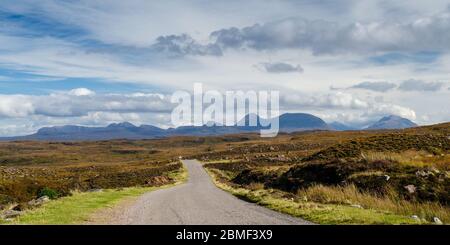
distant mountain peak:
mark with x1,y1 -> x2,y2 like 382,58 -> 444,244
379,115 -> 402,121
278,113 -> 329,131
367,115 -> 417,130
107,122 -> 137,128
37,125 -> 85,134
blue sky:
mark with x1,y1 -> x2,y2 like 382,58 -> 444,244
0,0 -> 449,136
0,67 -> 164,95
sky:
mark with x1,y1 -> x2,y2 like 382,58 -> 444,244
0,0 -> 449,136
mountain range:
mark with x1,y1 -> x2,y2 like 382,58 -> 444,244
0,113 -> 417,141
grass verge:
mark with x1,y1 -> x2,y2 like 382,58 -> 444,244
2,165 -> 188,225
298,184 -> 449,223
205,168 -> 426,225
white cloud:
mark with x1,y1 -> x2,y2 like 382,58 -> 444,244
68,88 -> 96,96
282,92 -> 369,110
364,103 -> 416,120
0,120 -> 36,137
281,91 -> 416,122
0,89 -> 174,119
0,95 -> 35,118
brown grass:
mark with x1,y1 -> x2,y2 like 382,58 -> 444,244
298,184 -> 449,223
361,150 -> 450,169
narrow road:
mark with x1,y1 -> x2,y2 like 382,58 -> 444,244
109,159 -> 311,225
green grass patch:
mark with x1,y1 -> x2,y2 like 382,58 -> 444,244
11,187 -> 155,224
3,167 -> 188,225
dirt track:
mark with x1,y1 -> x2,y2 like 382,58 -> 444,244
94,159 -> 311,225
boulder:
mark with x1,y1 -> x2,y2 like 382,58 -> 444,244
433,217 -> 443,225
404,185 -> 416,194
28,195 -> 50,207
350,204 -> 363,209
411,215 -> 420,221
37,195 -> 50,202
1,210 -> 21,219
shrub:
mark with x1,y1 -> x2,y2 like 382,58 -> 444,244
38,187 -> 59,199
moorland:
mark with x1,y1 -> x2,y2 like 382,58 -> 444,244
0,122 -> 449,224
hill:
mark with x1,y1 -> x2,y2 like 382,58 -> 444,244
366,115 -> 417,130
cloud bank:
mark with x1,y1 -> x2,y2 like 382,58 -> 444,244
0,89 -> 172,119
0,88 -> 420,136
398,79 -> 445,92
159,9 -> 450,56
